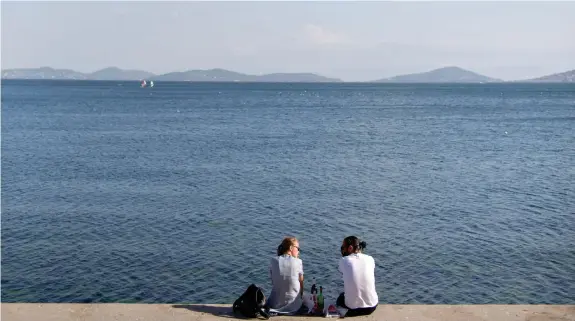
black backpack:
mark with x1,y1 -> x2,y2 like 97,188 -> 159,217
232,284 -> 270,319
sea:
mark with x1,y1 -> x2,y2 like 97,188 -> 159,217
1,80 -> 574,304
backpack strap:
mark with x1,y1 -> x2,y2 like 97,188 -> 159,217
254,287 -> 270,320
256,308 -> 270,320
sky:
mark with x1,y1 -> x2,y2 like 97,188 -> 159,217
1,1 -> 574,81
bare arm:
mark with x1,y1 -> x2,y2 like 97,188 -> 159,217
299,274 -> 304,298
299,260 -> 304,298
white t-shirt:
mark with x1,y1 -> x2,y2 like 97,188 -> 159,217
338,253 -> 378,309
267,255 -> 304,313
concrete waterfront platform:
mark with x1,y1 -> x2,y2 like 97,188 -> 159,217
2,304 -> 574,321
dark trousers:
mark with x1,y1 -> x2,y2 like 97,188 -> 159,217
336,292 -> 377,317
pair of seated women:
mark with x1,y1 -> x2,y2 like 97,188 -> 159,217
265,236 -> 378,318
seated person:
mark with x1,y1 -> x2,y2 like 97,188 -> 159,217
336,236 -> 378,317
266,237 -> 305,315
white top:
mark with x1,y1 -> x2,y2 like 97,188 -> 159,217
338,253 -> 378,309
267,255 -> 304,314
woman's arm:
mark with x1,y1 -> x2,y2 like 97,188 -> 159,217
299,260 -> 304,298
299,273 -> 304,298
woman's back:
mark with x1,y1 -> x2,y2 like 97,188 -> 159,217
267,255 -> 303,311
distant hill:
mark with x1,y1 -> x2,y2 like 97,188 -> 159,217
1,67 -> 88,80
0,67 -> 154,80
522,69 -> 575,83
1,67 -> 341,82
151,68 -> 341,82
151,68 -> 252,82
255,73 -> 341,83
372,66 -> 501,83
88,67 -> 155,80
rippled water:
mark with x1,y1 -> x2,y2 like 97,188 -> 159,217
2,80 -> 574,304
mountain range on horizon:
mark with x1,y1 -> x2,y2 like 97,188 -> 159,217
0,67 -> 341,83
1,66 -> 574,83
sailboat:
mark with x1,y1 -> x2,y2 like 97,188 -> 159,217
150,81 -> 154,88
140,80 -> 147,88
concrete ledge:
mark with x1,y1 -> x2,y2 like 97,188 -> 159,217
2,304 -> 574,321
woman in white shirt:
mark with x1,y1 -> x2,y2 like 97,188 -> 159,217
336,236 -> 379,317
266,237 -> 305,315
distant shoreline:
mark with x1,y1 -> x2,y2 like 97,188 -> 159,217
1,78 -> 572,84
2,66 -> 574,83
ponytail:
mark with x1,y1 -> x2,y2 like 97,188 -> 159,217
343,236 -> 367,253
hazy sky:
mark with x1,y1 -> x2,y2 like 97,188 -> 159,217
2,1 -> 574,81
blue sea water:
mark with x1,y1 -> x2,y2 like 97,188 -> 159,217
1,80 -> 574,304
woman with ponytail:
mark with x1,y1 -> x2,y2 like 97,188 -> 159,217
336,236 -> 378,317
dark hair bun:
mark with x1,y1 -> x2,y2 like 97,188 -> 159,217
359,241 -> 367,249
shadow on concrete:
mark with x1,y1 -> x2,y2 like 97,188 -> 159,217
172,304 -> 248,319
